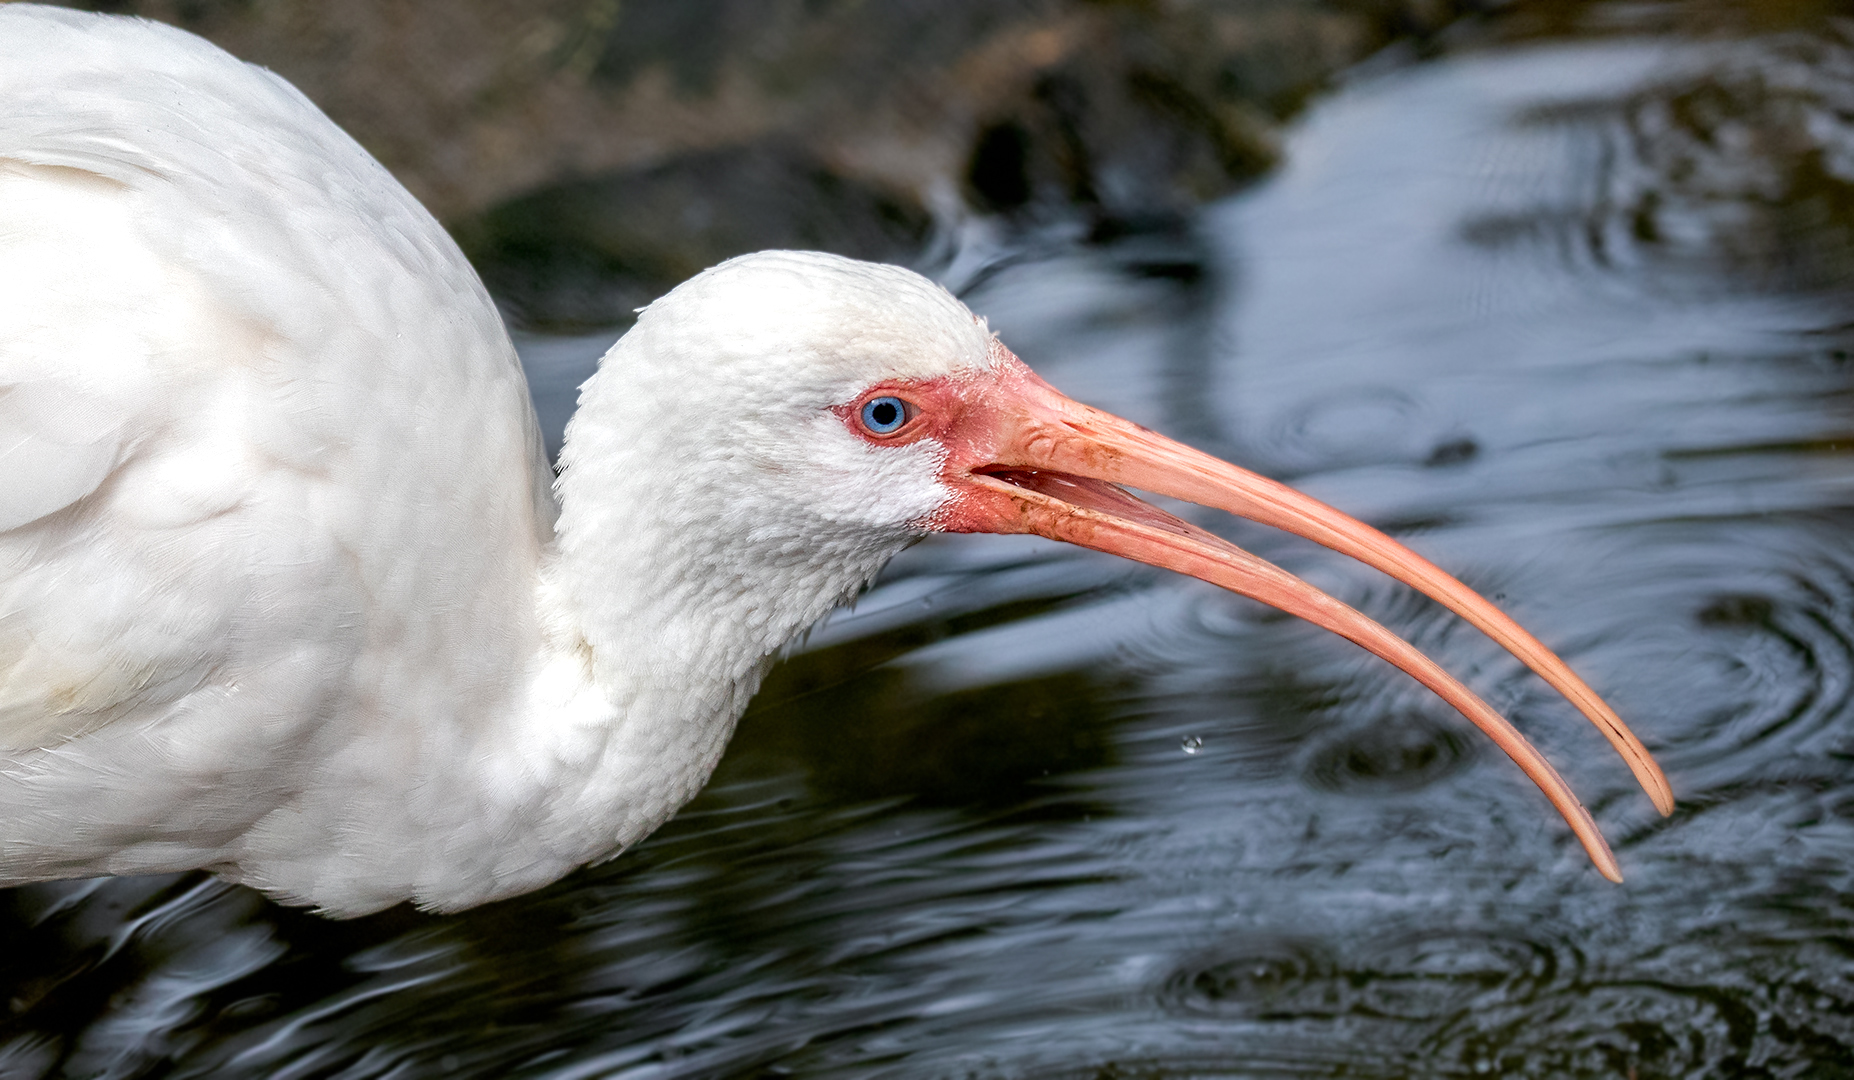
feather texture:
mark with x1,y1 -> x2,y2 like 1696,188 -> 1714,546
0,5 -> 992,915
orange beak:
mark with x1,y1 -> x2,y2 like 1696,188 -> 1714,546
874,345 -> 1671,882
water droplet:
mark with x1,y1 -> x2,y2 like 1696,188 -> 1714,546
1181,735 -> 1203,755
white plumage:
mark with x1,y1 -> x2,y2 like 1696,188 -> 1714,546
0,5 -> 1669,915
0,5 -> 985,913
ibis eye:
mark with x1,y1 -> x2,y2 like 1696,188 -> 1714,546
860,396 -> 909,434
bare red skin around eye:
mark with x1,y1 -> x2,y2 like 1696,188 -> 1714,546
830,342 -> 1057,530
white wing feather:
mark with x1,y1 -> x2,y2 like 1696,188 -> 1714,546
0,6 -> 558,902
0,6 -> 918,914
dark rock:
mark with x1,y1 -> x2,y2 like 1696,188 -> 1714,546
455,143 -> 933,330
58,0 -> 1476,223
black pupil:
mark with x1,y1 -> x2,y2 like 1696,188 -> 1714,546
870,401 -> 899,427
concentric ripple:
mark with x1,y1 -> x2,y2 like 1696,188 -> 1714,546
1148,916 -> 1854,1078
1679,550 -> 1854,778
1299,713 -> 1478,795
1164,927 -> 1567,1020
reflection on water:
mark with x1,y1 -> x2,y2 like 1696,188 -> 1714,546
9,15 -> 1854,1080
1464,28 -> 1854,296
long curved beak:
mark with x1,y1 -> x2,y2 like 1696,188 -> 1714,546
925,347 -> 1671,882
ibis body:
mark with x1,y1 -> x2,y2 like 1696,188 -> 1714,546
0,5 -> 1667,916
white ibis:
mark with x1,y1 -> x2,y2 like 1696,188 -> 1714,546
0,4 -> 1670,917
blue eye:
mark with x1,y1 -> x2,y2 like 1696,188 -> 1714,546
860,396 -> 909,434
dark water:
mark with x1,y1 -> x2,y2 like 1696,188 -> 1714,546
9,24 -> 1854,1080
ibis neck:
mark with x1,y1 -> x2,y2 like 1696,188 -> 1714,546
488,364 -> 917,909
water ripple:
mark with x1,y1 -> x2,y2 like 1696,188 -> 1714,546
1462,29 -> 1854,300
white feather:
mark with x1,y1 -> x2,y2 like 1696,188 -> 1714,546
0,5 -> 995,915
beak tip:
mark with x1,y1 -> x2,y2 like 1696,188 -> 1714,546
1641,768 -> 1675,817
965,367 -> 1670,884
1589,843 -> 1625,884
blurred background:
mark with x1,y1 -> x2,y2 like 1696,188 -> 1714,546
7,0 -> 1854,1075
